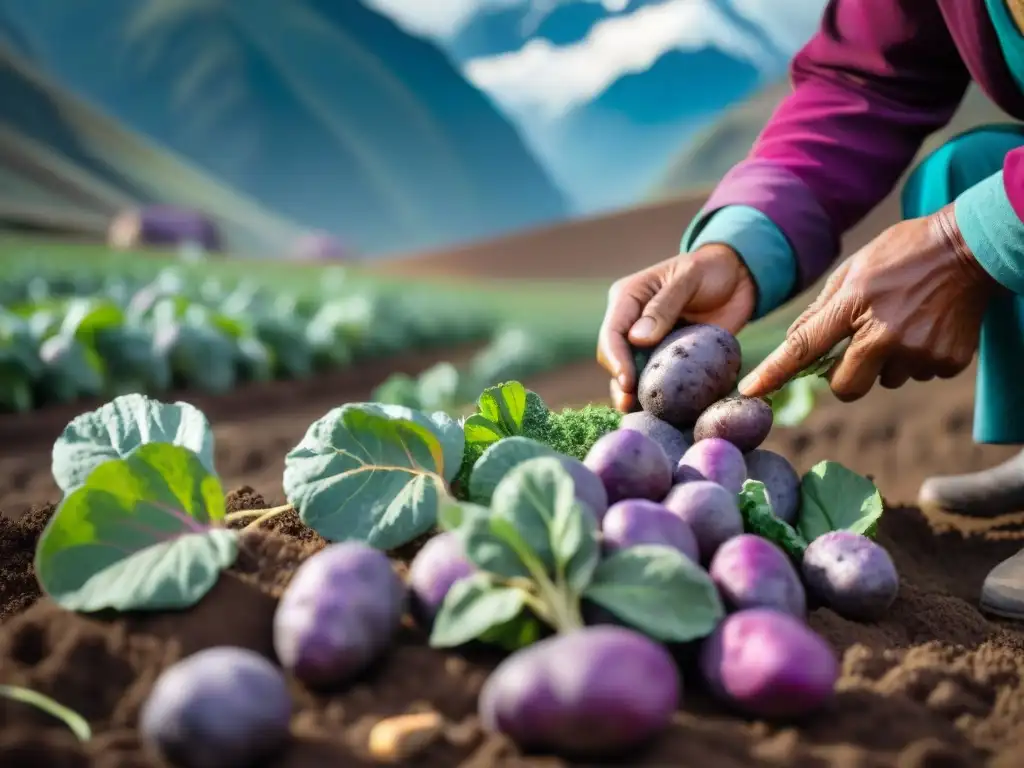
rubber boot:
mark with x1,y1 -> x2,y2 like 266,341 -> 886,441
917,449 -> 1024,518
981,548 -> 1024,620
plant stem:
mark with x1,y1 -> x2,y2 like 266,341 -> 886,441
224,504 -> 292,524
0,685 -> 91,741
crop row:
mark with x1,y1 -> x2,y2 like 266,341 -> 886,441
6,322 -> 888,763
0,265 -> 594,413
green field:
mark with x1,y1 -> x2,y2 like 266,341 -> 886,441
0,236 -> 797,367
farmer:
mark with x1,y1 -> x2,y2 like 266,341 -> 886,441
597,0 -> 1024,618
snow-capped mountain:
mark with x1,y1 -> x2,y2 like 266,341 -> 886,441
364,0 -> 828,212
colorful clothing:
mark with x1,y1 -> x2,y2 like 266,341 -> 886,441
682,0 -> 1024,444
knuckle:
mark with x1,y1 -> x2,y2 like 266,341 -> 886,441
607,279 -> 627,302
784,331 -> 812,362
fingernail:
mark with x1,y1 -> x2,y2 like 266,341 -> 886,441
631,316 -> 656,339
737,373 -> 757,393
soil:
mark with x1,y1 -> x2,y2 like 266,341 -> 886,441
3,358 -> 1024,767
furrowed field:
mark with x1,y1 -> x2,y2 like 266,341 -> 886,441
2,232 -> 1024,768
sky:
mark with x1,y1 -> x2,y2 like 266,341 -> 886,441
363,0 -> 827,121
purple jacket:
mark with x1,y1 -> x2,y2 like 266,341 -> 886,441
702,0 -> 1024,289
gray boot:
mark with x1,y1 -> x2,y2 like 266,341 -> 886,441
917,449 -> 1024,518
981,549 -> 1024,620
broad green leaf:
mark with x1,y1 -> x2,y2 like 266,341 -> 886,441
478,612 -> 545,651
550,492 -> 601,593
462,414 -> 505,448
429,574 -> 527,648
153,322 -> 237,395
490,457 -> 579,574
95,325 -> 172,393
35,443 -> 236,612
424,410 -> 467,485
283,403 -> 460,548
798,461 -> 883,541
769,378 -> 817,427
477,381 -> 527,435
738,479 -> 808,560
416,362 -> 461,411
59,297 -> 125,349
52,393 -> 216,494
38,334 -> 105,403
445,502 -> 529,579
468,436 -> 558,505
583,545 -> 724,642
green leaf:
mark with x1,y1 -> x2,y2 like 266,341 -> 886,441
424,410 -> 467,486
38,334 -> 105,403
478,612 -> 545,651
153,321 -> 237,395
798,461 -> 884,542
283,403 -> 463,548
489,457 -> 578,574
462,413 -> 505,448
0,685 -> 91,741
35,443 -> 237,612
447,503 -> 529,579
477,381 -> 527,435
429,574 -> 527,648
738,479 -> 808,560
583,544 -> 724,642
52,394 -> 216,495
769,378 -> 818,427
468,436 -> 558,505
60,297 -> 125,349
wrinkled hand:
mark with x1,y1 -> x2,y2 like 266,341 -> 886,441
739,204 -> 997,402
597,244 -> 756,412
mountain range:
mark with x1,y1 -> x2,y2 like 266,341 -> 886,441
0,0 -> 568,255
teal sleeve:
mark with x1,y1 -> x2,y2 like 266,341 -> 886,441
682,205 -> 798,319
955,170 -> 1024,296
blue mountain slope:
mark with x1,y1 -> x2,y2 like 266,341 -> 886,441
551,46 -> 760,210
2,0 -> 568,254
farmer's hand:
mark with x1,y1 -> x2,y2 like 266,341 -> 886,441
598,244 -> 756,412
738,203 -> 997,402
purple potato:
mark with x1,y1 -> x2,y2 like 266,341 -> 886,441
802,531 -> 899,621
637,324 -> 742,428
676,438 -> 747,494
620,411 -> 694,467
584,429 -> 672,504
693,396 -> 773,453
662,481 -> 744,563
559,455 -> 610,523
601,499 -> 700,562
479,626 -> 679,754
699,608 -> 839,718
139,647 -> 292,768
108,205 -> 222,252
709,534 -> 806,618
745,449 -> 801,524
273,542 -> 406,688
407,533 -> 475,626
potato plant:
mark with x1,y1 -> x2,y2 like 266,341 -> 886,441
10,324 -> 896,759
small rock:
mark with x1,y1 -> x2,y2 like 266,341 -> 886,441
367,711 -> 443,762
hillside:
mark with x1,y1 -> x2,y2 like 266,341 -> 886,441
652,83 -> 1011,196
0,45 -> 302,252
1,0 -> 568,255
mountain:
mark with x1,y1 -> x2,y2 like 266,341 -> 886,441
447,0 -> 825,212
548,45 -> 760,211
0,0 -> 568,255
651,83 -> 1013,197
0,43 -> 302,253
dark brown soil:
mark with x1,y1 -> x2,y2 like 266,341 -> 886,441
2,360 -> 1024,766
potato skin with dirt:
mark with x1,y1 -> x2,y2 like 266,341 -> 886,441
139,647 -> 292,768
479,626 -> 680,754
637,325 -> 742,428
273,542 -> 406,688
693,396 -> 773,453
584,429 -> 673,504
709,534 -> 806,618
699,609 -> 839,718
802,531 -> 899,621
620,410 -> 694,467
